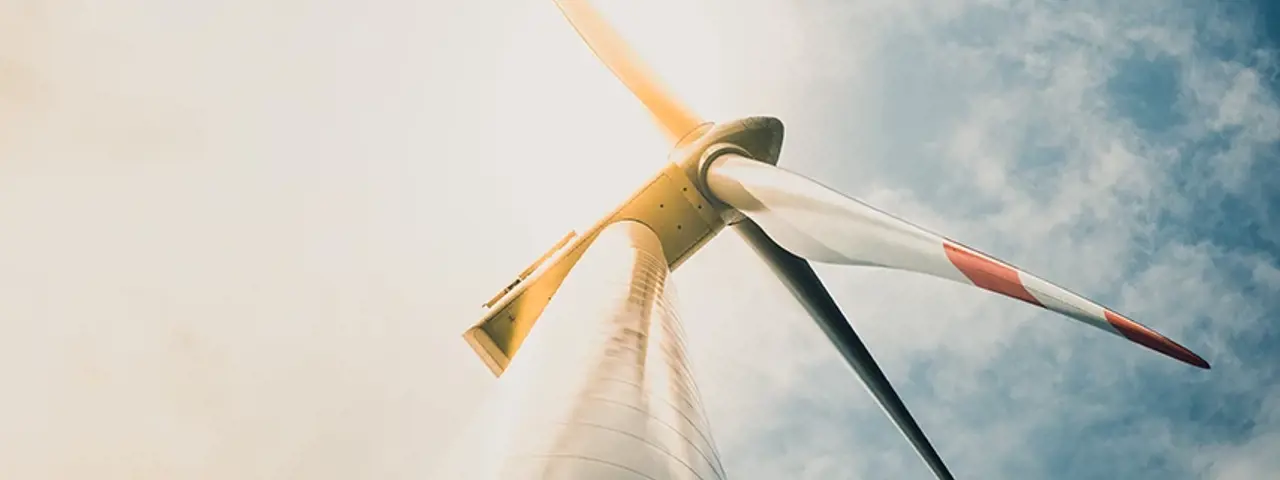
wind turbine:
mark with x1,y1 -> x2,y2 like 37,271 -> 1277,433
459,1 -> 1210,479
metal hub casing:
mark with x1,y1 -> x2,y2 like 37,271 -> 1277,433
463,117 -> 784,376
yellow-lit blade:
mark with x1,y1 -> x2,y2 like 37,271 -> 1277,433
553,0 -> 706,146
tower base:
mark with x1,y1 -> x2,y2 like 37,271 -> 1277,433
447,220 -> 726,480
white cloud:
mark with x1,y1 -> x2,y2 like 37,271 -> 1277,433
669,0 -> 1280,478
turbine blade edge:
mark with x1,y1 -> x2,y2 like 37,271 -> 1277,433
552,0 -> 707,146
735,219 -> 957,480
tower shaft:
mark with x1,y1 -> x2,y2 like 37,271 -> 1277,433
469,220 -> 726,480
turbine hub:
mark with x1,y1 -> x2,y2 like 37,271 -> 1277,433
665,116 -> 786,224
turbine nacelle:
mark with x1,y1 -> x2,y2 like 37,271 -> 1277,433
463,117 -> 784,375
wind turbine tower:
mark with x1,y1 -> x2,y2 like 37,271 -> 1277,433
456,1 -> 1210,479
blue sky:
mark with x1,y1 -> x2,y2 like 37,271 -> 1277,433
665,1 -> 1280,478
0,0 -> 1276,478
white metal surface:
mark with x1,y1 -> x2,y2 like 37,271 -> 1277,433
454,220 -> 726,480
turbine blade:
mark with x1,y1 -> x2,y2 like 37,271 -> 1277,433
735,219 -> 956,480
707,154 -> 1210,369
552,0 -> 706,146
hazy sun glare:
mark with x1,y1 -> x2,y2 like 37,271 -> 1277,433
0,0 -> 773,478
488,0 -> 737,247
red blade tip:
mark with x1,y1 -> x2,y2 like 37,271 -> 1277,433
1104,311 -> 1210,369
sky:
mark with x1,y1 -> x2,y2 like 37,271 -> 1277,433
0,0 -> 1277,479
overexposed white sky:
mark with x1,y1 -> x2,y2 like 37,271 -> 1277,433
0,0 -> 795,478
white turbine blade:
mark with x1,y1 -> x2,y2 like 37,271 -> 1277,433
706,154 -> 1209,369
736,219 -> 956,480
553,0 -> 707,146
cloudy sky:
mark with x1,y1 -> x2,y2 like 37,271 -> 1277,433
2,0 -> 1277,479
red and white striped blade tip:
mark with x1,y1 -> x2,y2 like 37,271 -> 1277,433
943,243 -> 1210,369
1104,311 -> 1210,369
